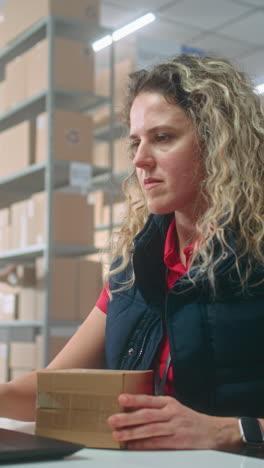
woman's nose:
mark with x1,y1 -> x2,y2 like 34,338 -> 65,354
133,142 -> 154,168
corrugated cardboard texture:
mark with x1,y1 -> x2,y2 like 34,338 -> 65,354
36,369 -> 153,449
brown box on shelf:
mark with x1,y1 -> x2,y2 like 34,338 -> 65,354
0,283 -> 19,321
4,54 -> 27,109
93,60 -> 135,129
92,142 -> 109,168
35,257 -> 79,321
35,111 -> 93,164
0,208 -> 10,229
93,138 -> 131,173
18,288 -> 37,321
36,369 -> 153,449
0,208 -> 10,251
0,120 -> 35,179
87,191 -> 105,227
26,38 -> 94,98
32,192 -> 94,246
78,260 -> 103,320
9,342 -> 37,369
0,226 -> 9,251
2,0 -> 100,46
9,199 -> 35,250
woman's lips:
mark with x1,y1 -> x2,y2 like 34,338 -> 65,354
143,178 -> 163,189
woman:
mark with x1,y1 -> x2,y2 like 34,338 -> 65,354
1,54 -> 264,451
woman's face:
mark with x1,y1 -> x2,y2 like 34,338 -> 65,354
129,92 -> 205,217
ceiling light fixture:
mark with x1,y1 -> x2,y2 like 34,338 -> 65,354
92,12 -> 155,52
255,83 -> 264,95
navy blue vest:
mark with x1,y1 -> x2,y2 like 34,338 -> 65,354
106,214 -> 264,417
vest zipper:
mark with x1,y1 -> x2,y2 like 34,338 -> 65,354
129,316 -> 160,370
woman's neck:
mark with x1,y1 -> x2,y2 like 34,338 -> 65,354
174,212 -> 199,266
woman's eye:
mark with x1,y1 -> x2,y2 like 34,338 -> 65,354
128,141 -> 139,158
156,134 -> 171,142
129,141 -> 139,151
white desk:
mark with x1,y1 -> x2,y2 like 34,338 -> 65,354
0,418 -> 263,468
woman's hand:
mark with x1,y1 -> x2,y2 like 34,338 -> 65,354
107,393 -> 241,450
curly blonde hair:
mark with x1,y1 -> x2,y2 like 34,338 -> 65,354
106,54 -> 264,294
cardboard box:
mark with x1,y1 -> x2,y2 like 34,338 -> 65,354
0,283 -> 19,320
9,199 -> 35,250
0,208 -> 9,229
35,257 -> 79,321
0,226 -> 9,251
93,138 -> 131,173
26,38 -> 94,98
36,369 -> 153,449
32,192 -> 94,246
36,111 -> 93,163
3,0 -> 100,46
9,342 -> 37,369
0,208 -> 10,251
18,288 -> 36,321
78,260 -> 103,320
35,257 -> 102,321
4,54 -> 27,109
94,60 -> 135,129
0,120 -> 35,179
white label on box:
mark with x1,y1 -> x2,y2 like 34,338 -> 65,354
69,162 -> 92,191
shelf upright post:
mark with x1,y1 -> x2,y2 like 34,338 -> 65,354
42,15 -> 56,366
108,39 -> 116,236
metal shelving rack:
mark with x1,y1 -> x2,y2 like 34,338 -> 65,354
0,14 -> 115,367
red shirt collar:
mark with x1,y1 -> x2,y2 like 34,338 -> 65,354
164,219 -> 195,289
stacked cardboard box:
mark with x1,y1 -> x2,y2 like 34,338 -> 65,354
1,0 -> 100,47
0,208 -> 10,251
32,192 -> 94,246
93,60 -> 136,129
36,369 -> 153,449
35,111 -> 93,164
0,110 -> 94,175
7,192 -> 94,250
93,138 -> 131,173
88,190 -> 126,228
35,257 -> 102,321
3,37 -> 94,112
0,283 -> 19,321
8,335 -> 71,380
0,121 -> 35,179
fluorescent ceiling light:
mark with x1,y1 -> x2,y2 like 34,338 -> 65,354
255,83 -> 264,95
92,12 -> 155,52
93,34 -> 113,52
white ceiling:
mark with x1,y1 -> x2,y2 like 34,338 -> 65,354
100,0 -> 264,85
1,0 -> 264,84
